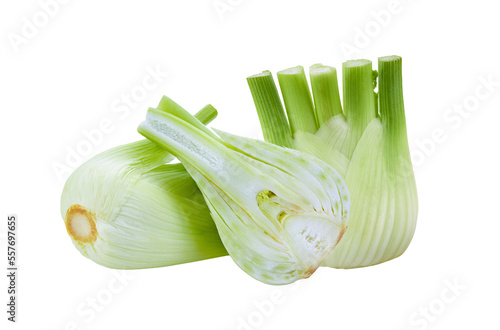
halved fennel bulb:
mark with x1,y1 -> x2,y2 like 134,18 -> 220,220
138,97 -> 350,285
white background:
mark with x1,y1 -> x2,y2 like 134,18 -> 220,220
1,0 -> 499,329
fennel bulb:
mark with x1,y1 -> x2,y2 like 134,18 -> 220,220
247,55 -> 418,268
61,105 -> 228,269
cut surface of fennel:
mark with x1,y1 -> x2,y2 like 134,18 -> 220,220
138,98 -> 350,285
61,106 -> 228,269
247,55 -> 418,269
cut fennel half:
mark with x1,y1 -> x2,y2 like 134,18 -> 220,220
138,97 -> 349,285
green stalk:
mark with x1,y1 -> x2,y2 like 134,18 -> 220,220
378,56 -> 411,174
342,59 -> 377,137
192,104 -> 218,126
157,96 -> 220,140
309,64 -> 343,125
247,71 -> 293,148
277,66 -> 318,135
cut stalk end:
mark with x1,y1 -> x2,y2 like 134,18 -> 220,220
343,59 -> 372,68
65,204 -> 98,245
195,104 -> 218,125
